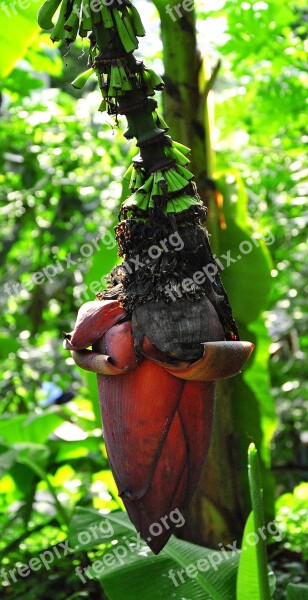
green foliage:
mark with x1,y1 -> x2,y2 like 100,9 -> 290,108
0,0 -> 306,598
0,57 -> 128,413
237,512 -> 269,600
69,507 -> 240,600
0,1 -> 39,78
287,583 -> 308,600
275,483 -> 308,559
211,172 -> 272,324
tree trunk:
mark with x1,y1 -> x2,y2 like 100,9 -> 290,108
156,2 -> 211,197
154,0 -> 253,548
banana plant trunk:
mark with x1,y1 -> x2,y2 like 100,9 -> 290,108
154,0 -> 252,547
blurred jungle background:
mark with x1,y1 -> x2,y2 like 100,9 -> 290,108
0,0 -> 307,598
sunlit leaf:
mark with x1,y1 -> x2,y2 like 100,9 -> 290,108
0,1 -> 40,77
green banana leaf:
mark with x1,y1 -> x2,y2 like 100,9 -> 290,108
237,511 -> 275,600
210,171 -> 272,324
0,410 -> 64,444
0,1 -> 40,78
0,442 -> 50,478
69,507 -> 240,600
243,317 -> 277,466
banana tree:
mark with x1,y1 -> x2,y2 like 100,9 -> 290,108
37,0 -> 253,553
152,0 -> 275,548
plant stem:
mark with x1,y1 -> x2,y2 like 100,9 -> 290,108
248,443 -> 271,600
21,459 -> 70,528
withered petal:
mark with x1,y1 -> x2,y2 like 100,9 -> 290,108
150,341 -> 254,381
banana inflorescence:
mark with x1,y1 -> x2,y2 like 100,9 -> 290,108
38,0 -> 203,219
38,0 -> 246,556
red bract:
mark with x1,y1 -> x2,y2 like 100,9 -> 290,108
64,299 -> 254,553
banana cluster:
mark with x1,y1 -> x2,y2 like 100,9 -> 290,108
38,1 -> 163,103
72,60 -> 164,101
38,0 -> 145,46
121,141 -> 201,218
124,140 -> 192,192
121,189 -> 201,218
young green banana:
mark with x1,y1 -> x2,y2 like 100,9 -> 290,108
151,178 -> 162,199
176,165 -> 194,180
122,10 -> 138,47
101,3 -> 113,28
171,170 -> 191,188
91,0 -> 102,25
81,0 -> 92,31
38,0 -> 62,30
50,0 -> 69,42
118,64 -> 132,91
72,67 -> 95,89
165,146 -> 190,167
122,191 -> 148,215
98,99 -> 107,112
110,64 -> 123,90
129,171 -> 137,190
64,0 -> 82,43
124,164 -> 133,182
141,70 -> 154,96
64,0 -> 82,33
112,9 -> 137,53
164,170 -> 188,192
139,175 -> 154,194
135,168 -> 144,189
147,69 -> 164,91
154,112 -> 169,131
171,195 -> 201,213
172,140 -> 191,156
128,5 -> 145,37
